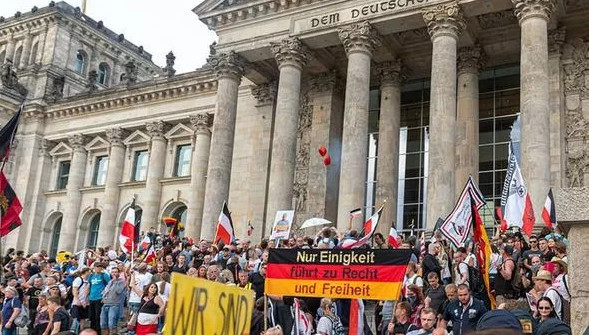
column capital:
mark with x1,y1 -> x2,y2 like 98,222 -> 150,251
145,121 -> 168,139
270,38 -> 309,70
422,2 -> 466,40
68,134 -> 86,151
548,26 -> 566,55
251,82 -> 277,106
375,59 -> 405,87
309,70 -> 344,95
206,51 -> 245,82
105,127 -> 128,146
338,21 -> 382,57
457,45 -> 486,74
39,139 -> 55,157
512,0 -> 556,23
190,113 -> 212,135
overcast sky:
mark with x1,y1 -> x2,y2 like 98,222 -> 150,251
0,0 -> 217,73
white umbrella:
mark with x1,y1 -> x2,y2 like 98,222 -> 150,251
300,218 -> 332,229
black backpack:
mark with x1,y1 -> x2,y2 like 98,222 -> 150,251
461,262 -> 483,292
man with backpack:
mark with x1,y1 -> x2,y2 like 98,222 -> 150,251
1,287 -> 22,335
87,263 -> 110,333
494,245 -> 520,305
316,298 -> 345,335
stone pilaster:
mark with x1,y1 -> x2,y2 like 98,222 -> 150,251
201,51 -> 245,240
59,134 -> 87,251
422,2 -> 465,230
34,28 -> 47,64
513,0 -> 556,215
142,121 -> 168,229
455,45 -> 484,198
337,21 -> 381,230
5,34 -> 15,63
19,33 -> 33,68
375,60 -> 403,233
266,38 -> 309,229
186,113 -> 212,239
97,127 -> 127,247
548,27 -> 567,188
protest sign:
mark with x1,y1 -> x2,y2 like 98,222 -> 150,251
270,210 -> 294,240
265,249 -> 412,300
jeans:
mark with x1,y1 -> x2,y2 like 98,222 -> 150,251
100,304 -> 120,329
2,327 -> 16,335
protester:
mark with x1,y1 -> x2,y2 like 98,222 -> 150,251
440,284 -> 487,335
1,287 -> 21,335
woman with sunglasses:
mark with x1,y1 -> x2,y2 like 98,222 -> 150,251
536,297 -> 558,323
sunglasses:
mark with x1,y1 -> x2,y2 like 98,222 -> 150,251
538,306 -> 552,310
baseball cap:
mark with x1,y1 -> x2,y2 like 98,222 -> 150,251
477,310 -> 522,331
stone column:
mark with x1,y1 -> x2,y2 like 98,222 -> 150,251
34,29 -> 48,64
337,21 -> 381,230
142,121 -> 167,228
186,113 -> 212,240
455,45 -> 484,198
97,128 -> 127,247
19,33 -> 33,68
422,3 -> 465,230
58,134 -> 87,251
265,38 -> 308,225
513,0 -> 556,215
5,34 -> 15,63
375,60 -> 403,233
548,27 -> 566,188
201,52 -> 244,240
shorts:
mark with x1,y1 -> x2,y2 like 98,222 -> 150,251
71,305 -> 89,320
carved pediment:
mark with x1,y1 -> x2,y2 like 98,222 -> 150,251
165,123 -> 194,140
49,142 -> 72,157
85,136 -> 110,152
123,130 -> 150,146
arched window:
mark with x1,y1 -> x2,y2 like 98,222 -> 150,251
171,205 -> 187,224
29,42 -> 38,65
13,46 -> 23,67
74,50 -> 86,74
50,217 -> 62,259
0,50 -> 5,64
86,213 -> 100,249
98,63 -> 110,86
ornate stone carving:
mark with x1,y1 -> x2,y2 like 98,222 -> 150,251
395,28 -> 430,45
293,86 -> 312,216
309,70 -> 344,95
476,10 -> 518,29
338,21 -> 382,56
548,26 -> 566,55
146,121 -> 167,138
164,51 -> 176,77
457,45 -> 485,74
251,82 -> 277,106
566,154 -> 587,187
47,76 -> 65,102
422,2 -> 466,39
0,60 -> 28,96
512,0 -> 556,23
105,127 -> 127,146
375,59 -> 404,86
121,61 -> 138,85
39,139 -> 55,157
86,70 -> 98,93
566,109 -> 587,139
270,38 -> 309,70
190,113 -> 211,135
206,51 -> 245,82
68,134 -> 86,150
562,38 -> 589,96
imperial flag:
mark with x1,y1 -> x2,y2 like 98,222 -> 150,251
0,171 -> 22,237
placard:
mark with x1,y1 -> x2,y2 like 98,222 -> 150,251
270,210 -> 294,240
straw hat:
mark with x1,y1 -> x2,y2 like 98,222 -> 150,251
533,270 -> 552,282
550,257 -> 568,273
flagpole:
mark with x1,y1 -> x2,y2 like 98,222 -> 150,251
263,293 -> 268,331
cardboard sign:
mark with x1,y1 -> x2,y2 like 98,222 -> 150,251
164,273 -> 254,335
270,210 -> 294,240
265,249 -> 412,300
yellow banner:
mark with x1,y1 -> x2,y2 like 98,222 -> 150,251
164,274 -> 254,335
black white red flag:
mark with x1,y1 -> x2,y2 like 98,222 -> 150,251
541,188 -> 556,228
214,201 -> 235,245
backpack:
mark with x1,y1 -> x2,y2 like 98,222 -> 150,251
508,259 -> 524,294
11,298 -> 30,328
326,315 -> 346,335
461,262 -> 483,293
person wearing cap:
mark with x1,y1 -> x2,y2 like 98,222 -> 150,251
1,286 -> 22,335
87,262 -> 111,333
531,270 -> 563,320
475,309 -> 522,333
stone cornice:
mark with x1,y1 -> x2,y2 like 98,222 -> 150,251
512,0 -> 556,23
0,11 -> 59,37
422,2 -> 466,40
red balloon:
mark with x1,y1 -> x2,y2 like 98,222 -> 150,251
318,146 -> 327,157
323,154 -> 331,166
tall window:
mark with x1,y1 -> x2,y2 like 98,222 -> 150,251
171,205 -> 187,224
13,46 -> 23,67
50,217 -> 62,258
74,50 -> 86,74
364,90 -> 380,219
174,145 -> 191,177
86,213 -> 100,249
29,42 -> 38,65
98,63 -> 110,86
132,150 -> 148,181
92,156 -> 109,186
56,161 -> 71,190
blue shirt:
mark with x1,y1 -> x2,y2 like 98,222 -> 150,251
443,297 -> 487,335
88,272 -> 111,301
2,297 -> 22,326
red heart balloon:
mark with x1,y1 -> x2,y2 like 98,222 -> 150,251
323,154 -> 331,166
318,146 -> 327,157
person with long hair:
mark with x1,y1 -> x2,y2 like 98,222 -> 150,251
405,284 -> 425,328
536,297 -> 558,323
197,266 -> 207,279
32,295 -> 51,335
131,283 -> 165,335
155,272 -> 171,332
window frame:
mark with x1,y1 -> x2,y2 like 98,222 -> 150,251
86,213 -> 100,249
132,150 -> 149,181
92,155 -> 109,186
173,144 -> 192,177
56,160 -> 71,190
49,218 -> 62,259
97,62 -> 110,86
74,50 -> 86,74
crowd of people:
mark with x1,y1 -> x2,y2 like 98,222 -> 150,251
0,224 -> 573,335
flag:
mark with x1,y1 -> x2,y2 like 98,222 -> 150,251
349,299 -> 365,335
419,231 -> 426,256
349,208 -> 362,219
470,189 -> 496,309
541,188 -> 556,228
247,221 -> 254,236
439,176 -> 486,247
0,104 -> 22,164
292,298 -> 312,335
388,227 -> 399,248
139,235 -> 151,251
144,244 -> 156,266
214,201 -> 235,246
119,198 -> 136,254
496,207 -> 507,232
0,171 -> 22,237
501,144 -> 535,236
342,205 -> 383,249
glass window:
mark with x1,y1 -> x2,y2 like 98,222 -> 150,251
50,218 -> 62,259
74,51 -> 85,74
86,213 -> 100,249
174,145 -> 191,177
92,156 -> 109,186
56,161 -> 71,190
98,63 -> 109,86
132,151 -> 148,181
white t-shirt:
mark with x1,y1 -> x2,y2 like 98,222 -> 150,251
129,271 -> 153,303
156,281 -> 171,303
403,274 -> 424,289
544,288 -> 563,319
552,274 -> 570,302
455,263 -> 469,285
72,276 -> 89,306
316,316 -> 333,335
